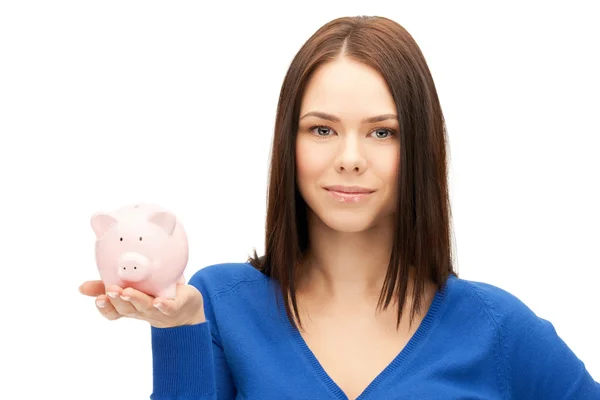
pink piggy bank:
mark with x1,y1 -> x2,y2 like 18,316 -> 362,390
91,203 -> 188,299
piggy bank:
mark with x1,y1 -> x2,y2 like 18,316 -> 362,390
91,203 -> 188,299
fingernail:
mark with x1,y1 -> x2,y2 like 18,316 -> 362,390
96,300 -> 106,308
107,292 -> 118,298
120,295 -> 131,301
153,303 -> 163,310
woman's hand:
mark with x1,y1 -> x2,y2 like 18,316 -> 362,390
78,280 -> 206,328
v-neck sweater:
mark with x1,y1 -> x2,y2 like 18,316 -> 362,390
150,262 -> 599,399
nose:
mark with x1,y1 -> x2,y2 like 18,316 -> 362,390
335,134 -> 367,174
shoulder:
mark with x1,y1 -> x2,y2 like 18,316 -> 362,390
448,276 -> 553,352
186,261 -> 270,300
447,275 -> 599,398
449,275 -> 537,327
186,262 -> 283,341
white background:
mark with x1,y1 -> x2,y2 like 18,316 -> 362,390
1,1 -> 598,398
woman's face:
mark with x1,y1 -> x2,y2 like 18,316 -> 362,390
296,57 -> 400,233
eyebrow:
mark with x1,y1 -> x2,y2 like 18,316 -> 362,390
299,111 -> 398,124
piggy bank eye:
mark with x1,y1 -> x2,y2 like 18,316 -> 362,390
120,237 -> 123,241
139,237 -> 143,241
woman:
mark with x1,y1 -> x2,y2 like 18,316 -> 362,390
79,15 -> 599,399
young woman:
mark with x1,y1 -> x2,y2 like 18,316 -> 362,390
79,15 -> 600,400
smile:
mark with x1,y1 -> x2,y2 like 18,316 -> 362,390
324,186 -> 375,203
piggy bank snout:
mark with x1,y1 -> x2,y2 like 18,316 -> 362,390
117,252 -> 151,282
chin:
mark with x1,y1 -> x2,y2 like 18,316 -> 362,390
312,209 -> 378,233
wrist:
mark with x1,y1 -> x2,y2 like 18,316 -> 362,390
185,308 -> 206,326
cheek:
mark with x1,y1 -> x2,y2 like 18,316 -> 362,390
383,157 -> 399,184
372,145 -> 399,179
295,138 -> 328,185
371,147 -> 400,199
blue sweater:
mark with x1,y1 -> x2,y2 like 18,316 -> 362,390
150,262 -> 599,399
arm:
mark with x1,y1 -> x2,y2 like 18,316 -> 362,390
149,271 -> 236,400
501,303 -> 600,399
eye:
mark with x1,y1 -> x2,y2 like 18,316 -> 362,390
370,128 -> 394,139
139,237 -> 142,241
120,237 -> 123,241
309,125 -> 334,137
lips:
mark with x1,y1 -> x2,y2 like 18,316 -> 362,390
324,185 -> 375,194
324,186 -> 375,203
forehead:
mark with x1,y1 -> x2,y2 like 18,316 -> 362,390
300,57 -> 397,118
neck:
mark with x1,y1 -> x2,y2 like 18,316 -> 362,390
298,211 -> 403,304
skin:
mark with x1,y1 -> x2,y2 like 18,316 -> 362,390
295,55 -> 402,297
78,280 -> 205,328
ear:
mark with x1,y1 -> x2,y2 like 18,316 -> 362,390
91,213 -> 118,238
148,211 -> 177,235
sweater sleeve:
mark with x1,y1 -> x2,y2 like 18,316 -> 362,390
149,269 -> 237,400
499,299 -> 600,399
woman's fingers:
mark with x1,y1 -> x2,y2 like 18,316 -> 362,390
153,285 -> 203,324
120,287 -> 156,313
152,284 -> 190,316
84,281 -> 203,327
152,297 -> 179,316
105,285 -> 138,317
96,294 -> 121,321
79,280 -> 106,297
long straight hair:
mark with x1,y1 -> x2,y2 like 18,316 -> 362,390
248,15 -> 457,330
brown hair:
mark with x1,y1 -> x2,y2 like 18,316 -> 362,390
248,15 -> 457,330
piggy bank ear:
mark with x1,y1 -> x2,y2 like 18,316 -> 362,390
148,211 -> 176,235
91,213 -> 118,238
